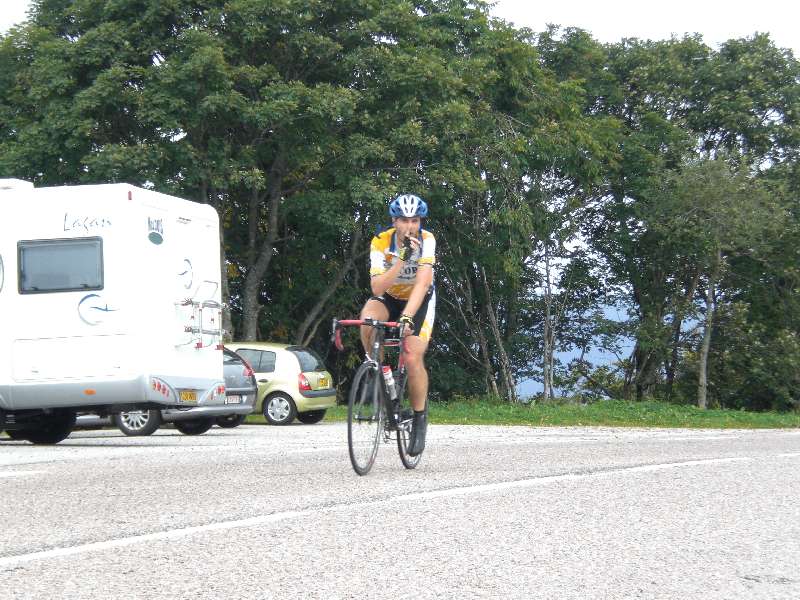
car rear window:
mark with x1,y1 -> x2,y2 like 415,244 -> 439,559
223,350 -> 243,365
288,346 -> 326,372
235,349 -> 276,373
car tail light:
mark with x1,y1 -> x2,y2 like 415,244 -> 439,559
242,365 -> 254,378
298,373 -> 311,391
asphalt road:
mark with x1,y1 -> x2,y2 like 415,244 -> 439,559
1,423 -> 799,599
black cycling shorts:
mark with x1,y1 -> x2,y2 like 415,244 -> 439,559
370,290 -> 436,342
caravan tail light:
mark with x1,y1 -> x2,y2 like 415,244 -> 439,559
298,373 -> 311,391
150,378 -> 173,399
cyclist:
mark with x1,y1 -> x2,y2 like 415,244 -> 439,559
360,193 -> 436,456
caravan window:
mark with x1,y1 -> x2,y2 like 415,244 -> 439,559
18,237 -> 103,294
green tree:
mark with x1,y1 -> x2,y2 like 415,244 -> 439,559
646,159 -> 780,407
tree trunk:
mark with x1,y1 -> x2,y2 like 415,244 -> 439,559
480,267 -> 516,403
476,322 -> 499,397
241,157 -> 285,340
463,271 -> 498,397
443,263 -> 499,397
541,244 -> 555,402
542,310 -> 552,401
300,309 -> 333,348
632,306 -> 667,401
665,269 -> 700,399
634,347 -> 656,401
697,253 -> 720,409
294,227 -> 364,345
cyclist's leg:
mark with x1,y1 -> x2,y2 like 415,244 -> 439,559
359,297 -> 390,355
405,291 -> 435,457
404,335 -> 429,456
405,290 -> 436,410
403,335 -> 429,412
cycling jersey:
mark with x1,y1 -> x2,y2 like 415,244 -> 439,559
369,227 -> 436,300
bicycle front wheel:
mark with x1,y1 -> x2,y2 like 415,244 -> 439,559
347,361 -> 383,475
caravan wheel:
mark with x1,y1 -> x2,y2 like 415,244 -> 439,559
174,418 -> 214,435
114,410 -> 162,436
19,410 -> 76,445
215,414 -> 247,428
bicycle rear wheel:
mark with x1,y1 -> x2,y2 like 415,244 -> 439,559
396,378 -> 424,469
347,361 -> 383,475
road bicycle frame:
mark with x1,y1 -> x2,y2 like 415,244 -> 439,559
333,318 -> 408,424
333,317 -> 422,474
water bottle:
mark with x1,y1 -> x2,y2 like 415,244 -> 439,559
382,366 -> 397,400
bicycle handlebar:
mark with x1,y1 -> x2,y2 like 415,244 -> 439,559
331,318 -> 404,352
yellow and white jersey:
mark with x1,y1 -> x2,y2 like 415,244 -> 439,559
369,228 -> 436,300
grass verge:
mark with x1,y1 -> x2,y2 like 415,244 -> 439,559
247,399 -> 800,429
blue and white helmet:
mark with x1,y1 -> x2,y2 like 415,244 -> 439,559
389,194 -> 428,218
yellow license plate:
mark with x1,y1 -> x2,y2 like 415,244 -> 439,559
180,390 -> 197,403
319,377 -> 328,388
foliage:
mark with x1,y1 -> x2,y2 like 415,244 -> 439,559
2,4 -> 799,411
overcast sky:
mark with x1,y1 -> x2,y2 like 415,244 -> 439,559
2,0 -> 798,55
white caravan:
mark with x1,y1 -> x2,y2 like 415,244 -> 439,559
0,179 -> 225,443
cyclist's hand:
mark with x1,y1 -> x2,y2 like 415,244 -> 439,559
398,236 -> 420,262
399,314 -> 414,336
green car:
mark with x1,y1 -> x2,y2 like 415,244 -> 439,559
225,342 -> 336,425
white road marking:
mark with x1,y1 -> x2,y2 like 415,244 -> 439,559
397,457 -> 754,501
0,454 -> 781,568
436,434 -> 739,448
0,470 -> 44,479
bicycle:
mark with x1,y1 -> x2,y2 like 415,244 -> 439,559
332,317 -> 426,475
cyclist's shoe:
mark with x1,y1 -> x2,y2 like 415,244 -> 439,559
407,410 -> 427,456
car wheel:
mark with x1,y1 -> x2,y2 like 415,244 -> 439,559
114,410 -> 162,436
215,414 -> 247,428
174,418 -> 214,435
296,409 -> 326,424
17,409 -> 76,445
263,393 -> 297,425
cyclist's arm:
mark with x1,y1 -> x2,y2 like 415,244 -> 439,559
370,260 -> 405,297
401,264 -> 433,318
